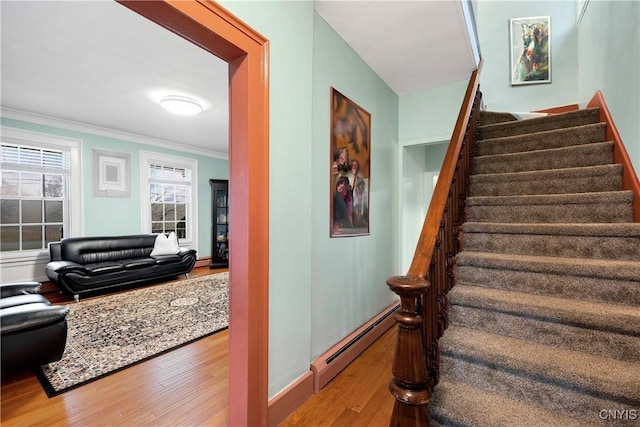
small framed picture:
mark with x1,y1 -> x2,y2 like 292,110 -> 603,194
93,149 -> 131,197
509,16 -> 551,85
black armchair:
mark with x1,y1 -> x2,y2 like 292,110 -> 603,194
1,282 -> 70,376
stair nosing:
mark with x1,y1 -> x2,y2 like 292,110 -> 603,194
478,108 -> 600,133
474,140 -> 613,162
477,121 -> 606,146
469,164 -> 622,183
439,325 -> 640,403
466,190 -> 633,206
431,379 -> 600,427
456,251 -> 640,282
449,284 -> 640,336
461,221 -> 640,237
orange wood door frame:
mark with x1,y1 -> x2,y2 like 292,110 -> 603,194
118,1 -> 270,425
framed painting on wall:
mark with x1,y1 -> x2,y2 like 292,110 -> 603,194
330,87 -> 371,238
509,16 -> 551,86
92,149 -> 131,197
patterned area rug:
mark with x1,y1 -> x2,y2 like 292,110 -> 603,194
37,273 -> 228,397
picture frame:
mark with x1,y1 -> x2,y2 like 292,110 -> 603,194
509,16 -> 551,86
93,148 -> 131,197
330,87 -> 371,238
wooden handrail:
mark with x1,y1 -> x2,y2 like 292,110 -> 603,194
387,61 -> 483,427
386,85 -> 637,426
407,62 -> 483,278
587,91 -> 640,222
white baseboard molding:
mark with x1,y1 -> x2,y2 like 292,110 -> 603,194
310,301 -> 399,393
0,252 -> 49,283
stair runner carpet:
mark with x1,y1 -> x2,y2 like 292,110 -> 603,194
429,108 -> 640,426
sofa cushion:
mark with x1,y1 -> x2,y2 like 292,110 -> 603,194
0,282 -> 42,298
152,254 -> 182,264
120,258 -> 156,269
1,303 -> 69,334
60,235 -> 157,265
0,294 -> 50,310
82,262 -> 124,275
150,232 -> 180,256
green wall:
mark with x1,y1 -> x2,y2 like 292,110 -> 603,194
577,0 -> 640,172
219,0 -> 316,398
310,12 -> 399,359
0,117 -> 228,257
396,79 -> 470,274
476,0 -> 579,112
475,0 -> 639,175
220,0 -> 399,398
9,0 -> 636,406
226,0 -> 634,401
399,79 -> 469,146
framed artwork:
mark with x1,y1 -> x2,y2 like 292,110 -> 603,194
330,87 -> 371,237
509,16 -> 551,86
93,149 -> 131,197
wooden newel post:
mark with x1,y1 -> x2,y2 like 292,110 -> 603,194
387,275 -> 431,427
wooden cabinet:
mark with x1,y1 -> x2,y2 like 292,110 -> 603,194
209,179 -> 229,268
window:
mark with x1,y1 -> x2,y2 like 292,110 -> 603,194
140,151 -> 198,248
1,142 -> 70,252
150,163 -> 189,238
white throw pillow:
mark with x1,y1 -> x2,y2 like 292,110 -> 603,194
150,232 -> 180,256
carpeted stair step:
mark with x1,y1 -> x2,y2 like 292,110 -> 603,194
461,222 -> 640,261
469,164 -> 622,197
431,104 -> 640,426
476,123 -> 607,156
466,191 -> 634,223
478,110 -> 518,126
430,379 -> 600,427
448,284 -> 640,362
438,326 -> 640,422
479,108 -> 600,140
472,141 -> 613,175
455,251 -> 640,306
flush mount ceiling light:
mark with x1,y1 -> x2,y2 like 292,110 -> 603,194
160,96 -> 203,116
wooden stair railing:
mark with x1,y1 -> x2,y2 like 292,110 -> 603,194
387,63 -> 483,427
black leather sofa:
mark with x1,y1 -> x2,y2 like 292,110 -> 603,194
45,234 -> 197,300
1,282 -> 69,376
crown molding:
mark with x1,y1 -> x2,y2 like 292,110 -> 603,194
0,107 -> 228,160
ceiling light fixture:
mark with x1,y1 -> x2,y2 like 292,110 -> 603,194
160,95 -> 203,116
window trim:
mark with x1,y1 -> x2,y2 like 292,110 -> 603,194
0,126 -> 83,262
139,150 -> 198,250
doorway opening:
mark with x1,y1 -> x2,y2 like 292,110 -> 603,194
119,2 -> 270,425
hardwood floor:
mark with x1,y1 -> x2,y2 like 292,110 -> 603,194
279,326 -> 396,427
1,266 -> 397,426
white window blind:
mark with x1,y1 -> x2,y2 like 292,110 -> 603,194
0,143 -> 69,252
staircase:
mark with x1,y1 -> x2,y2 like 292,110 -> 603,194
429,108 -> 640,426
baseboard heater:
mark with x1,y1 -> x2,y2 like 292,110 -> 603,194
310,301 -> 400,393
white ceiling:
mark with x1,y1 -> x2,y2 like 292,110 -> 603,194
314,0 -> 478,96
1,1 -> 477,157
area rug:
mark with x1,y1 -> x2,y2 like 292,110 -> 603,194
36,272 -> 228,397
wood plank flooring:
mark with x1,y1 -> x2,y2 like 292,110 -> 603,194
1,266 -> 397,426
279,325 -> 395,427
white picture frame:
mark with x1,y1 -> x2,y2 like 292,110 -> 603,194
509,16 -> 551,86
93,149 -> 131,197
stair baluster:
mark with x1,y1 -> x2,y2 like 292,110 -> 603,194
387,64 -> 482,426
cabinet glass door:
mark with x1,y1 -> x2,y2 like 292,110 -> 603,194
210,180 -> 229,268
